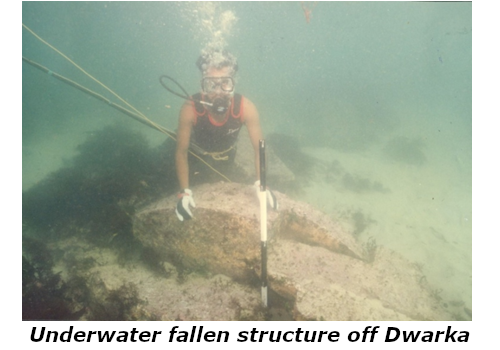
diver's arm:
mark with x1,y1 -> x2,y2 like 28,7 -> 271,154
243,97 -> 263,180
176,102 -> 194,190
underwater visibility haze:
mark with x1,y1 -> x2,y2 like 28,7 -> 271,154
22,2 -> 471,320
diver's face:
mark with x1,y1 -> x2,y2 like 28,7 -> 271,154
202,66 -> 235,100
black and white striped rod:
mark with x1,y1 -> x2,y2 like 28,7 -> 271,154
259,140 -> 268,307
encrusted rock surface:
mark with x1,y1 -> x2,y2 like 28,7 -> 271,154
133,182 -> 452,320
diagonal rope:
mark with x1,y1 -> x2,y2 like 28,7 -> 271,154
22,23 -> 232,183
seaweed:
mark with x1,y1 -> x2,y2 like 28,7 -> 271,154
22,124 -> 177,240
87,282 -> 147,321
140,247 -> 173,278
342,173 -> 390,194
22,237 -> 81,320
429,288 -> 443,302
351,211 -> 376,236
21,125 -> 178,320
324,160 -> 345,182
363,237 -> 378,263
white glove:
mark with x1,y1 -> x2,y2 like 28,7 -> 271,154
254,180 -> 278,210
175,189 -> 196,221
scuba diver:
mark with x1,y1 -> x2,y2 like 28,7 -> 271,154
174,49 -> 277,221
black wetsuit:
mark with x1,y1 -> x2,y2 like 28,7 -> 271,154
191,92 -> 244,163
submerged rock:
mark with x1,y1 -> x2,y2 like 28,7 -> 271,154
233,131 -> 296,190
133,182 -> 452,320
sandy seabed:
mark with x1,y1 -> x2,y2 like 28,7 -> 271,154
22,119 -> 472,317
297,145 -> 471,309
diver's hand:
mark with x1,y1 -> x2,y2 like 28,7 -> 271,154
254,180 -> 278,210
175,189 -> 196,221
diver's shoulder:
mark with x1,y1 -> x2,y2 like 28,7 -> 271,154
241,95 -> 257,109
242,95 -> 257,111
240,95 -> 259,124
179,100 -> 196,122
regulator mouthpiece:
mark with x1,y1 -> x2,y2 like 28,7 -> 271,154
212,97 -> 229,114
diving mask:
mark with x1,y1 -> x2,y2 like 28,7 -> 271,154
201,76 -> 235,93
